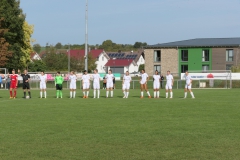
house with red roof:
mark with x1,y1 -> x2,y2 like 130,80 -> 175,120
30,52 -> 41,61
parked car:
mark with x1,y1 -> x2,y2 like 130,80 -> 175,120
130,71 -> 141,77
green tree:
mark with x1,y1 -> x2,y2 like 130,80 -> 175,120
28,60 -> 47,72
134,42 -> 148,49
33,43 -> 41,53
0,18 -> 11,66
138,64 -> 145,72
55,42 -> 62,49
0,0 -> 26,70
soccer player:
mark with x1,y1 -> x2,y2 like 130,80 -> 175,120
165,70 -> 174,98
153,70 -> 161,98
92,69 -> 101,98
40,71 -> 47,98
82,70 -> 90,98
105,70 -> 114,98
122,71 -> 132,98
184,71 -> 195,99
55,71 -> 64,98
69,71 -> 77,98
139,69 -> 151,98
18,69 -> 31,99
9,69 -> 18,99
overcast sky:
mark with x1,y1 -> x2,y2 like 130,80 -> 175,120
20,0 -> 240,46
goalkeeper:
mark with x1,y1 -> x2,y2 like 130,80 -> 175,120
55,71 -> 64,98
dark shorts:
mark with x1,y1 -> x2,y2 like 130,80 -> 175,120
56,84 -> 62,90
23,83 -> 30,89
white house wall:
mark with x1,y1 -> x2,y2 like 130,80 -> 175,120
95,52 -> 108,73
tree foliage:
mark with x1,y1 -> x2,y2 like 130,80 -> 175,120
134,42 -> 147,49
0,18 -> 11,66
33,43 -> 41,53
138,64 -> 145,71
0,0 -> 32,70
70,53 -> 96,73
55,42 -> 62,49
28,60 -> 47,72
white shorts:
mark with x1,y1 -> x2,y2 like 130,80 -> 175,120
40,82 -> 46,89
140,80 -> 147,85
83,82 -> 90,89
153,82 -> 160,89
106,82 -> 113,88
165,84 -> 172,90
122,83 -> 130,90
93,82 -> 100,89
70,82 -> 76,89
185,84 -> 192,89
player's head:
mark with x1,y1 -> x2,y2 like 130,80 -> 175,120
185,70 -> 189,75
126,71 -> 129,75
57,71 -> 60,75
167,70 -> 170,75
108,70 -> 112,74
83,70 -> 87,74
94,69 -> 98,73
141,69 -> 145,74
155,70 -> 158,75
41,71 -> 44,75
12,69 -> 15,74
24,69 -> 27,74
70,71 -> 73,75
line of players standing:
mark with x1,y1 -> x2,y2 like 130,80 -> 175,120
6,68 -> 195,99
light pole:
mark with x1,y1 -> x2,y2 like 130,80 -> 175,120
84,0 -> 88,71
68,43 -> 70,74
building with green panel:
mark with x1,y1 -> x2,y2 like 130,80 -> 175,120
145,38 -> 240,76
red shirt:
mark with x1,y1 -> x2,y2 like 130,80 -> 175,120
10,74 -> 18,83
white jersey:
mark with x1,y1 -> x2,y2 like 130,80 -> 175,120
105,74 -> 114,83
69,75 -> 77,83
140,73 -> 148,84
92,74 -> 100,83
40,75 -> 47,83
82,74 -> 90,83
185,75 -> 192,84
153,75 -> 160,84
123,75 -> 131,84
166,74 -> 173,85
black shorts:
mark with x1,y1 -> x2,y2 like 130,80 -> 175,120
23,83 -> 30,89
56,84 -> 62,90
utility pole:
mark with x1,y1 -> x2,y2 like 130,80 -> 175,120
68,43 -> 70,74
84,0 -> 88,71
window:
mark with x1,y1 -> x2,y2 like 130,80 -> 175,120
102,56 -> 104,61
202,65 -> 209,72
226,50 -> 233,61
181,65 -> 188,73
226,64 -> 232,70
202,50 -> 209,61
154,50 -> 161,62
181,50 -> 188,61
154,65 -> 161,72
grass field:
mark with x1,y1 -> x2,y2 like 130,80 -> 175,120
1,89 -> 240,160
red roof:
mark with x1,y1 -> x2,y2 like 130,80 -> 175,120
105,59 -> 134,67
69,49 -> 104,59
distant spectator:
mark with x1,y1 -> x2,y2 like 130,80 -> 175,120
160,74 -> 164,89
0,73 -> 4,89
103,75 -> 106,89
6,73 -> 11,90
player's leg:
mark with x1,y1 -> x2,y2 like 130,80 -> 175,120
40,83 -> 43,98
93,83 -> 96,98
156,83 -> 160,98
56,84 -> 60,98
184,84 -> 188,98
70,88 -> 72,98
23,83 -> 26,98
144,84 -> 151,98
110,82 -> 113,97
122,84 -> 126,98
170,88 -> 173,98
44,83 -> 47,98
165,85 -> 169,98
126,83 -> 130,98
9,86 -> 13,98
27,83 -> 31,98
86,83 -> 89,98
106,83 -> 109,98
188,85 -> 195,98
140,84 -> 144,98
83,84 -> 86,98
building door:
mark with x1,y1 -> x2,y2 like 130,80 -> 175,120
181,65 -> 188,73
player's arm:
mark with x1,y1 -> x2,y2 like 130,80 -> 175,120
146,76 -> 149,84
122,77 -> 125,84
27,75 -> 30,83
16,76 -> 18,86
189,78 -> 192,85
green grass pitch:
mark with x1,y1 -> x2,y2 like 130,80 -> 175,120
0,89 -> 240,159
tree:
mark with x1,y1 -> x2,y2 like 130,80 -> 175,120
21,21 -> 34,69
0,0 -> 27,70
134,42 -> 148,49
138,64 -> 145,72
33,43 -> 41,53
55,42 -> 62,49
28,60 -> 47,72
0,18 -> 11,66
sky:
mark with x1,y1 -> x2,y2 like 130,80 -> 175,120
20,0 -> 240,46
